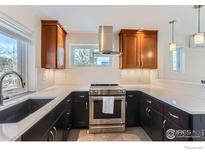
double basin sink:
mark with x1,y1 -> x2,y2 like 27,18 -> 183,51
0,98 -> 53,123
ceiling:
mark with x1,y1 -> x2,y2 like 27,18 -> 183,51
32,5 -> 204,34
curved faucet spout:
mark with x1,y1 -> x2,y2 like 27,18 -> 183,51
0,71 -> 25,105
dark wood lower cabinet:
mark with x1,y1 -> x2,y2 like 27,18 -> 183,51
140,100 -> 163,141
150,109 -> 164,141
140,101 -> 152,137
126,91 -> 140,127
140,93 -> 190,141
21,92 -> 89,141
163,117 -> 190,141
22,95 -> 71,141
20,90 -> 204,142
22,102 -> 64,141
71,92 -> 89,128
46,112 -> 65,141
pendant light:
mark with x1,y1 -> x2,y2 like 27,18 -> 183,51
169,20 -> 177,51
193,5 -> 204,44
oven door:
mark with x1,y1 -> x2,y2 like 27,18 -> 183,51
89,96 -> 125,125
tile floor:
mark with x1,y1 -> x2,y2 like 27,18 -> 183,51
68,127 -> 151,141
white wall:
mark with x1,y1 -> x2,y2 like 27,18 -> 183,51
54,32 -> 151,86
156,8 -> 205,84
2,5 -> 205,91
0,6 -> 55,91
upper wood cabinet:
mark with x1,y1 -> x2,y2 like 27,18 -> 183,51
119,29 -> 157,69
41,20 -> 67,69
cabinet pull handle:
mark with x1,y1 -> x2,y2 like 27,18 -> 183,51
168,112 -> 179,119
147,100 -> 152,104
79,95 -> 85,98
125,101 -> 127,108
145,107 -> 151,117
53,126 -> 57,137
162,120 -> 166,129
147,108 -> 151,113
138,59 -> 141,67
49,130 -> 54,141
66,112 -> 70,116
85,102 -> 88,110
128,95 -> 134,98
67,99 -> 71,102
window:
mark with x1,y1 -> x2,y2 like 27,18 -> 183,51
71,44 -> 113,67
172,47 -> 185,72
0,13 -> 31,94
0,33 -> 27,91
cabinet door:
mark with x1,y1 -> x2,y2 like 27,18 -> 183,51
140,101 -> 152,137
126,91 -> 139,126
163,117 -> 190,141
57,26 -> 66,68
140,31 -> 157,69
41,25 -> 57,69
150,109 -> 163,141
72,101 -> 89,128
72,92 -> 89,128
53,113 -> 65,141
64,112 -> 72,140
121,33 -> 141,68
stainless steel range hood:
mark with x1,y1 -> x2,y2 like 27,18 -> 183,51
99,26 -> 121,55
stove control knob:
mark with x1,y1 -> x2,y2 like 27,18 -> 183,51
118,90 -> 125,94
118,90 -> 122,93
91,90 -> 98,95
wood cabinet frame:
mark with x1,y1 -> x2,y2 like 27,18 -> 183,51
41,20 -> 67,69
119,29 -> 158,69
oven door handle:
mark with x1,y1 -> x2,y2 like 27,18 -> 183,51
90,96 -> 125,101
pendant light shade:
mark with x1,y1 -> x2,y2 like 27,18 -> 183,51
193,5 -> 205,44
169,43 -> 177,51
169,20 -> 177,51
194,32 -> 204,44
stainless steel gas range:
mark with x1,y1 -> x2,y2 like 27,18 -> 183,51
89,84 -> 126,133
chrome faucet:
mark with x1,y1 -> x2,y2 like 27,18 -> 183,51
0,71 -> 25,105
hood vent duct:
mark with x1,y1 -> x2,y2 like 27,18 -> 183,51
98,26 -> 121,55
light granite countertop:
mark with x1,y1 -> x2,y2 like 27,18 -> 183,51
121,84 -> 205,115
0,85 -> 88,141
0,84 -> 205,141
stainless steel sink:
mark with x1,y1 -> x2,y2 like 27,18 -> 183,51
0,99 -> 53,123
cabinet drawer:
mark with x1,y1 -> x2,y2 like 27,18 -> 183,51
126,91 -> 139,101
72,91 -> 88,102
164,104 -> 190,129
142,93 -> 163,113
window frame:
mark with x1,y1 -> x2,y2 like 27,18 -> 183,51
0,29 -> 28,97
172,47 -> 185,73
69,43 -> 114,68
